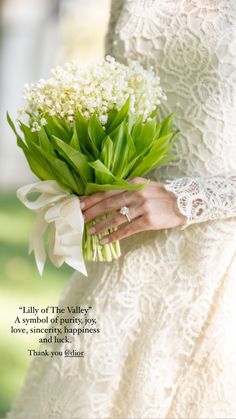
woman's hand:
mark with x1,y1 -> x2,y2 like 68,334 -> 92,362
80,177 -> 186,244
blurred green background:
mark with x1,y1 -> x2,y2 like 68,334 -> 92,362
0,193 -> 71,416
0,0 -> 110,416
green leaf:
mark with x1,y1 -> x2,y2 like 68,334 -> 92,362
16,136 -> 28,153
7,113 -> 29,148
106,97 -> 130,132
131,116 -> 143,139
38,126 -> 55,154
133,118 -> 157,155
73,110 -> 101,159
9,116 -> 55,181
15,134 -> 55,180
149,106 -> 159,119
7,112 -> 18,136
30,142 -> 82,195
159,113 -> 174,137
101,135 -> 113,170
44,114 -> 72,143
88,113 -> 106,151
106,108 -> 118,129
19,121 -> 39,146
110,121 -> 129,177
121,154 -> 141,178
22,148 -> 54,180
51,136 -> 93,184
128,132 -> 176,177
155,121 -> 162,137
73,110 -> 93,156
88,159 -> 116,184
151,132 -> 176,154
127,133 -> 136,162
26,141 -> 63,181
70,122 -> 81,151
127,113 -> 135,134
69,171 -> 85,195
85,178 -> 147,195
15,136 -> 39,177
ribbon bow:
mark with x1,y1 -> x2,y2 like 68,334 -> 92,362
17,180 -> 87,276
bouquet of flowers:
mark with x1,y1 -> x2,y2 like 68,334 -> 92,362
8,56 -> 178,276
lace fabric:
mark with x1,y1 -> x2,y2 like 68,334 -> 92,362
5,1 -> 236,419
107,0 -> 236,228
164,175 -> 236,227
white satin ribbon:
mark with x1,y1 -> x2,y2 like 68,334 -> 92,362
17,180 -> 87,276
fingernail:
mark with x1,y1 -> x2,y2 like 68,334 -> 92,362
88,226 -> 96,234
80,202 -> 85,209
100,237 -> 109,244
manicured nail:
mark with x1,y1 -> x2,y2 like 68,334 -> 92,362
88,226 -> 96,234
100,237 -> 109,244
80,202 -> 85,209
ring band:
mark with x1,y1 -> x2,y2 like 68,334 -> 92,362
119,206 -> 131,222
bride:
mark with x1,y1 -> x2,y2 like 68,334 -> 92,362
6,1 -> 236,418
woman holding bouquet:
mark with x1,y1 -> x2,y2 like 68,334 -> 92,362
6,1 -> 236,418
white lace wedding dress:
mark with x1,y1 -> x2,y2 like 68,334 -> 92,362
6,1 -> 236,418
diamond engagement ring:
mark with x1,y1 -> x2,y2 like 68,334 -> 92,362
119,206 -> 131,222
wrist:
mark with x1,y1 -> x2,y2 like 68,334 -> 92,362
168,189 -> 187,227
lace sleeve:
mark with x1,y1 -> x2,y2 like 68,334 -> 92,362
104,0 -> 125,56
164,175 -> 236,229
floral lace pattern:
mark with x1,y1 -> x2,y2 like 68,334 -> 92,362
164,175 -> 236,227
6,1 -> 236,419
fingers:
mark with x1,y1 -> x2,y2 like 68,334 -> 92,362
79,178 -> 182,244
80,189 -> 124,211
79,177 -> 147,211
83,191 -> 138,223
88,204 -> 143,234
100,216 -> 147,244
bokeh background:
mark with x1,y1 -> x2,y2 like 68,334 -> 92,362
0,0 -> 111,416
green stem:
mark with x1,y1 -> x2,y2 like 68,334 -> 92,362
83,214 -> 121,262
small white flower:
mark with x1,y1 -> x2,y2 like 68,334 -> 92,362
99,115 -> 108,124
19,56 -> 166,126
